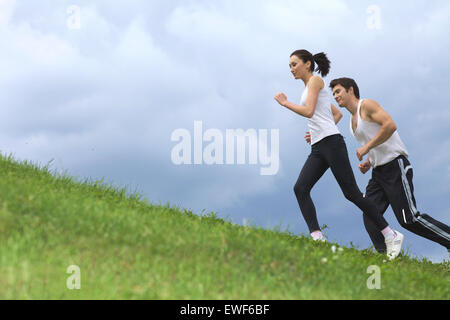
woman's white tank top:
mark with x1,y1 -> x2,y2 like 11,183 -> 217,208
300,82 -> 340,145
350,99 -> 409,168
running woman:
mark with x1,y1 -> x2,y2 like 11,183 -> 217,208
329,77 -> 450,256
274,50 -> 404,260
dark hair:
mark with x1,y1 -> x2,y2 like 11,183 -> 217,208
290,49 -> 331,77
329,77 -> 360,99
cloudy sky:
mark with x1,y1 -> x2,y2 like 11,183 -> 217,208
1,0 -> 449,263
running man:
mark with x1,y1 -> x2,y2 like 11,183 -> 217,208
329,77 -> 450,256
274,50 -> 404,260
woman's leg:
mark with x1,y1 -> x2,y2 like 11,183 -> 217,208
294,151 -> 329,233
322,135 -> 389,231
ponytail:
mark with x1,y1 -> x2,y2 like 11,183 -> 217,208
313,52 -> 331,77
290,50 -> 331,77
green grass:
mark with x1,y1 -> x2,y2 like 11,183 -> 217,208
0,152 -> 448,300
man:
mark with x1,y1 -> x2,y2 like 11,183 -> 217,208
328,77 -> 450,256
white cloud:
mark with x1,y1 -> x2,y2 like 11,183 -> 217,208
166,4 -> 248,42
262,0 -> 350,35
413,4 -> 450,39
0,0 -> 15,25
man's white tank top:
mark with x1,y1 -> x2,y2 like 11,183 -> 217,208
350,99 -> 409,168
300,81 -> 340,145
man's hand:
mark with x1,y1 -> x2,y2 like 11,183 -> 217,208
358,160 -> 371,174
274,92 -> 288,107
356,145 -> 370,161
305,131 -> 311,144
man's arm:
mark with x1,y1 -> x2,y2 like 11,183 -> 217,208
358,157 -> 372,174
331,104 -> 343,124
356,99 -> 397,161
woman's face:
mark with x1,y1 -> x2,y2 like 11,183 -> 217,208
289,55 -> 311,80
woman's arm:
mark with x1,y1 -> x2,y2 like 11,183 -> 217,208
274,76 -> 324,119
331,104 -> 343,124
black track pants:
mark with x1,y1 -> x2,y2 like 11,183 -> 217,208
363,156 -> 450,252
294,134 -> 389,233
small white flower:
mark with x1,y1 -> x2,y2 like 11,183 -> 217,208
321,257 -> 328,264
331,245 -> 337,253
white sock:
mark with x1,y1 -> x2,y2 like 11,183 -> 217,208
311,231 -> 324,241
381,227 -> 396,240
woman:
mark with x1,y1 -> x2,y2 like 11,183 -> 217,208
274,50 -> 404,260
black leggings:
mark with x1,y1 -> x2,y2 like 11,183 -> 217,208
294,134 -> 389,233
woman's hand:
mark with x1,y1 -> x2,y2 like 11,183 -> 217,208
305,131 -> 311,144
274,92 -> 288,107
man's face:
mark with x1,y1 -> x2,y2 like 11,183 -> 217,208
332,84 -> 350,107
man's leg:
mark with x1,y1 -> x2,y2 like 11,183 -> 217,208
294,151 -> 329,234
363,177 -> 390,253
384,157 -> 450,250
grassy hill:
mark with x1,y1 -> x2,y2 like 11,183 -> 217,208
0,152 -> 448,299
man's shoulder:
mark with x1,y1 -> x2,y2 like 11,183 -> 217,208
361,99 -> 382,115
361,99 -> 380,108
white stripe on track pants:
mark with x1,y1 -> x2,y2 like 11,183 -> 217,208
363,156 -> 450,253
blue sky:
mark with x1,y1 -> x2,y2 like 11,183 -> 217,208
1,0 -> 449,262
